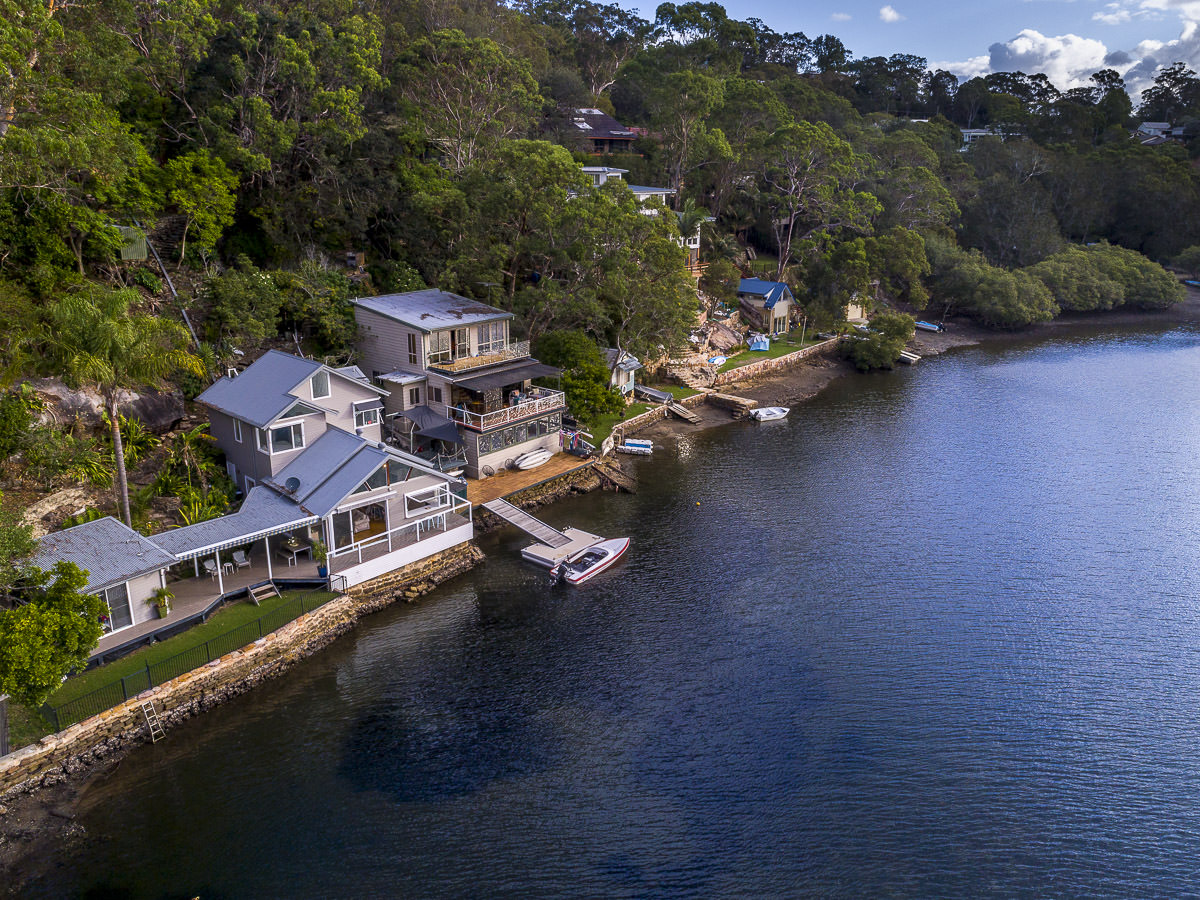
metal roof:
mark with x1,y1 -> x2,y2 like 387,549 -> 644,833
151,488 -> 317,560
334,364 -> 370,384
738,278 -> 793,309
33,517 -> 176,591
197,350 -> 384,428
354,290 -> 512,333
627,185 -> 675,198
605,349 -> 643,373
378,371 -> 427,386
451,360 -> 560,392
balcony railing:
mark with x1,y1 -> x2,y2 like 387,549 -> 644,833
327,498 -> 472,571
446,387 -> 566,432
427,341 -> 531,374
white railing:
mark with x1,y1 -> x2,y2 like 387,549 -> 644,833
328,498 -> 472,571
428,341 -> 531,373
446,387 -> 565,431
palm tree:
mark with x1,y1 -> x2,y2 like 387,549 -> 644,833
46,287 -> 204,528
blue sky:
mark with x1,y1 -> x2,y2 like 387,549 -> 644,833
625,0 -> 1200,92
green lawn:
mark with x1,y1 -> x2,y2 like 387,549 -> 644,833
586,385 -> 701,443
718,334 -> 823,373
48,589 -> 337,707
7,701 -> 53,749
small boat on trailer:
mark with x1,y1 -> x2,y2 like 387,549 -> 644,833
617,438 -> 653,455
915,321 -> 945,333
749,406 -> 790,421
512,448 -> 553,470
550,537 -> 630,585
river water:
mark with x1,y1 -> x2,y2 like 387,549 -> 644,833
22,321 -> 1200,898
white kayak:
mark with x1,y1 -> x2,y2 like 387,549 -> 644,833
512,448 -> 553,470
550,538 -> 630,585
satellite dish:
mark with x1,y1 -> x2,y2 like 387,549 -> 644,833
284,477 -> 301,494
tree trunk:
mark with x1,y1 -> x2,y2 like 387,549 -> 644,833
0,694 -> 8,757
109,396 -> 132,527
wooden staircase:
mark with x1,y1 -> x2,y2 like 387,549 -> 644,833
666,402 -> 702,424
248,582 -> 280,606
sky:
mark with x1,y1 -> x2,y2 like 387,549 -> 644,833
624,0 -> 1200,94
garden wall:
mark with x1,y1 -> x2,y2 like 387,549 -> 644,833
710,337 -> 842,387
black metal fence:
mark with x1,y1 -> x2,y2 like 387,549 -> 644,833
42,587 -> 338,731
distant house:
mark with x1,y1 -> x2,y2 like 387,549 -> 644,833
737,279 -> 794,334
32,517 -> 176,640
1135,121 -> 1185,146
354,290 -> 565,479
570,108 -> 638,155
605,348 -> 643,396
582,166 -> 703,275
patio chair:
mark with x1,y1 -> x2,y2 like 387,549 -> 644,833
203,558 -> 218,580
232,549 -> 252,570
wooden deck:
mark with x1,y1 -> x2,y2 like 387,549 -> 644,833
466,454 -> 594,506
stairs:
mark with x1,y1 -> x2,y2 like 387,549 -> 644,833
248,582 -> 280,606
141,699 -> 164,743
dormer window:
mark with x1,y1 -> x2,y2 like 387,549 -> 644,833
311,370 -> 330,399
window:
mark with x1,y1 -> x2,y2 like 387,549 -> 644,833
232,418 -> 242,443
353,465 -> 389,494
453,327 -> 469,358
387,461 -> 412,483
259,423 -> 304,453
431,387 -> 443,404
407,333 -> 418,365
355,407 -> 381,429
331,502 -> 387,549
478,321 -> 506,354
311,370 -> 330,399
428,330 -> 451,364
100,583 -> 133,634
409,388 -> 420,406
405,485 -> 450,516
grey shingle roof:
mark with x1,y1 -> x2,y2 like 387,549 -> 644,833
151,488 -> 316,559
197,350 -> 325,428
354,290 -> 512,333
33,518 -> 176,591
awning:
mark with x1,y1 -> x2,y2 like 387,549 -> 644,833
353,398 -> 385,412
400,405 -> 464,445
453,361 -> 560,393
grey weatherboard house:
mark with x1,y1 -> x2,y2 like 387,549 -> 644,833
353,290 -> 565,478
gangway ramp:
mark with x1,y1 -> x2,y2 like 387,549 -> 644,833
482,499 -> 572,548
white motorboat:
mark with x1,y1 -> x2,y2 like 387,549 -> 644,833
616,438 -> 653,455
749,406 -> 790,421
550,538 -> 630,585
512,448 -> 553,470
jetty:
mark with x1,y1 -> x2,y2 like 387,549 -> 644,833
667,402 -> 701,424
480,498 -> 602,568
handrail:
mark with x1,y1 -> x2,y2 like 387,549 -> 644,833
446,388 -> 565,431
427,341 -> 531,373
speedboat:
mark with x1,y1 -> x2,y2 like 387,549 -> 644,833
512,448 -> 553,470
617,438 -> 653,455
550,538 -> 630,585
749,406 -> 789,421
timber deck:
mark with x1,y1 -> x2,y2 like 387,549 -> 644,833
466,453 -> 594,506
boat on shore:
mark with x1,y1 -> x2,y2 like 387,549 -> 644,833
550,537 -> 630,585
617,438 -> 653,455
915,321 -> 945,333
512,448 -> 553,470
750,406 -> 789,421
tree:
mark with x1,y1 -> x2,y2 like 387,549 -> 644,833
1174,245 -> 1200,279
844,310 -> 914,370
45,287 -> 203,527
532,330 -> 622,424
0,561 -> 104,708
163,149 -> 238,261
646,69 -> 725,201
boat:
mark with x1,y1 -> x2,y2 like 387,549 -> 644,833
512,448 -> 553,470
749,406 -> 789,421
616,438 -> 653,455
550,537 -> 630,585
914,321 -> 945,333
897,350 -> 921,364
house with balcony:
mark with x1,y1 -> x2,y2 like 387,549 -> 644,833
738,278 -> 794,335
353,290 -> 566,478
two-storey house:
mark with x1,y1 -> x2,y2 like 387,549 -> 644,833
582,166 -> 702,276
354,290 -> 565,479
738,278 -> 794,335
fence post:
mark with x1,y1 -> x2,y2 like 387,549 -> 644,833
258,617 -> 264,638
145,662 -> 153,690
121,675 -> 129,701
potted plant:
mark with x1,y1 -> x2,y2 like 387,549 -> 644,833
148,587 -> 174,619
312,539 -> 328,577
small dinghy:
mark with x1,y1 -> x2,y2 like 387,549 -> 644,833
617,438 -> 653,455
550,538 -> 630,585
512,448 -> 553,470
914,321 -> 945,333
749,406 -> 789,421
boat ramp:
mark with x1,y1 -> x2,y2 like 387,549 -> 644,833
480,498 -> 602,568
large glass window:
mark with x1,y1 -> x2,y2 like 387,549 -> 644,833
260,423 -> 303,453
332,503 -> 387,549
428,331 -> 452,364
478,321 -> 506,354
352,465 -> 388,494
311,370 -> 330,398
100,583 -> 133,634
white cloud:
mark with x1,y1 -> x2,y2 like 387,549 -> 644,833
879,5 -> 905,22
831,12 -> 852,21
1094,4 -> 1133,24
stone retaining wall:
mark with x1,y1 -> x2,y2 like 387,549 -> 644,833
0,543 -> 484,801
711,337 -> 842,387
611,392 -> 708,446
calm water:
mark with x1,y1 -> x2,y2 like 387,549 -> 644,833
23,322 -> 1200,898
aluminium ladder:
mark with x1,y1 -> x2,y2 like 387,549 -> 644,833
141,699 -> 165,743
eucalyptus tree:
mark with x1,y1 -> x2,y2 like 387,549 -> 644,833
46,287 -> 203,527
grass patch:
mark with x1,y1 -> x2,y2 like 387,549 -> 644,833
49,589 -> 337,707
587,402 -> 652,444
7,701 -> 53,749
718,334 -> 824,373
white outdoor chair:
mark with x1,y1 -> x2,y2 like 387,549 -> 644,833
203,558 -> 219,580
232,549 -> 252,570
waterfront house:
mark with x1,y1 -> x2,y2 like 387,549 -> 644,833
353,290 -> 565,478
582,167 -> 703,275
571,108 -> 638,155
738,279 -> 794,335
31,517 -> 176,640
605,348 -> 643,397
